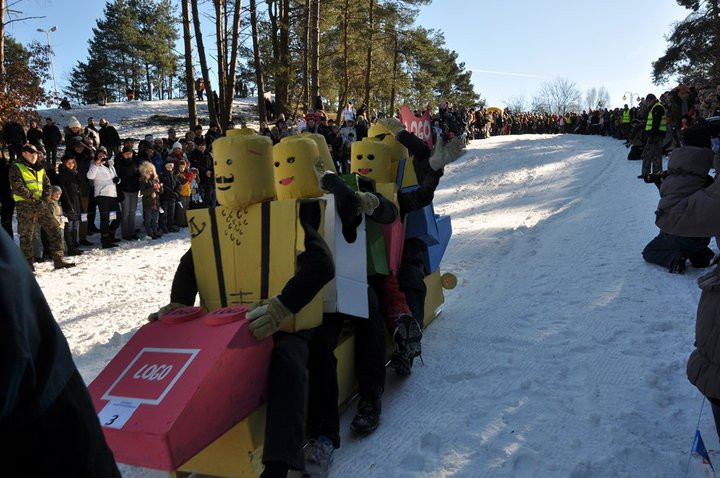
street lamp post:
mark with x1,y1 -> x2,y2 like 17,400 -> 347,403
37,26 -> 59,101
622,91 -> 640,106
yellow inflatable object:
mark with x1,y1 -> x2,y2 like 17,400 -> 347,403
486,106 -> 503,115
297,132 -> 336,173
237,127 -> 257,136
272,137 -> 324,201
187,200 -> 325,332
212,135 -> 275,209
350,139 -> 392,183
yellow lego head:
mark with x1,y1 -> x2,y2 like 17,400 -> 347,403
368,122 -> 412,185
237,127 -> 257,136
298,132 -> 336,173
213,134 -> 276,209
351,138 -> 392,183
272,137 -> 324,200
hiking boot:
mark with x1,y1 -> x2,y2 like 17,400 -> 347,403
350,397 -> 381,434
393,314 -> 423,359
302,436 -> 334,478
53,258 -> 76,269
390,350 -> 413,377
668,254 -> 687,274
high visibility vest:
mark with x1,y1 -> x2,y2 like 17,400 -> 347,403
645,103 -> 667,132
622,109 -> 631,124
12,162 -> 44,202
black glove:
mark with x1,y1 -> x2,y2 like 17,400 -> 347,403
112,177 -> 121,184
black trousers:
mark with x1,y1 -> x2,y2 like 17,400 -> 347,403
307,282 -> 385,445
642,232 -> 713,268
3,370 -> 121,478
97,196 -> 116,245
0,189 -> 13,237
398,240 -> 428,327
263,330 -> 312,471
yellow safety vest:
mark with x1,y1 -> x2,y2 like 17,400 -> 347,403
645,103 -> 667,132
622,110 -> 631,124
12,162 -> 44,202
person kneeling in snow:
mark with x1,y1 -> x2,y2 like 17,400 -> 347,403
646,124 -> 718,274
653,120 -> 720,440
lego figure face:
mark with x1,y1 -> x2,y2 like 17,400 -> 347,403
350,138 -> 392,183
298,132 -> 336,173
367,122 -> 410,183
272,137 -> 324,200
213,134 -> 276,209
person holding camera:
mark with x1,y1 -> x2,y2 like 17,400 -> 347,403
86,147 -> 120,249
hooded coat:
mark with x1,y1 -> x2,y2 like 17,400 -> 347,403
654,145 -> 720,399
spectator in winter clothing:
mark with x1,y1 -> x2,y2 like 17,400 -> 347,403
98,119 -> 121,156
0,230 -> 121,477
65,138 -> 96,244
175,159 -> 193,227
652,122 -> 720,442
138,162 -> 162,239
189,139 -> 214,207
2,121 -> 27,163
115,146 -> 140,240
158,161 -> 180,233
26,121 -> 43,149
195,77 -> 205,101
86,147 -> 119,248
49,186 -> 66,252
42,117 -> 62,167
56,156 -> 82,256
193,124 -> 204,145
168,142 -> 186,164
205,122 -> 221,150
10,144 -> 73,270
639,93 -> 667,179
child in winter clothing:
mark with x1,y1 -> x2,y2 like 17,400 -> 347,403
159,162 -> 180,233
139,162 -> 163,239
56,156 -> 83,255
175,159 -> 194,226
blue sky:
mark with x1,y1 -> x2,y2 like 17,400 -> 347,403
7,0 -> 690,109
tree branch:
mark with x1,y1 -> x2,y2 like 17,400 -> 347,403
4,15 -> 46,25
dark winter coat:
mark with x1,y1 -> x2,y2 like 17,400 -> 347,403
64,148 -> 94,197
653,145 -> 720,399
114,156 -> 140,194
159,169 -> 180,201
2,122 -> 26,146
55,165 -> 82,220
99,125 -> 121,152
189,149 -> 213,186
27,128 -> 43,148
139,177 -> 162,210
42,124 -> 62,148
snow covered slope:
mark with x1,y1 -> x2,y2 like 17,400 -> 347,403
35,133 -> 712,477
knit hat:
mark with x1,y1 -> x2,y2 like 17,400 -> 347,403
67,116 -> 82,130
172,141 -> 182,150
122,145 -> 134,153
51,185 -> 62,195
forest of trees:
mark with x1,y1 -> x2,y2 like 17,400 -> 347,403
62,0 -> 479,129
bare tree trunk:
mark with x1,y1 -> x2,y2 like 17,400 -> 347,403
145,63 -> 152,100
310,0 -> 319,106
712,0 -> 720,83
214,0 -> 227,125
191,0 -> 218,127
1,0 -> 6,88
223,0 -> 242,128
250,0 -> 267,122
303,0 -> 310,111
337,0 -> 349,123
389,33 -> 398,116
275,0 -> 290,117
182,0 -> 198,129
362,0 -> 373,107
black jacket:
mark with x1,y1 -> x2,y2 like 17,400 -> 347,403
114,157 -> 140,193
189,149 -> 213,186
55,165 -> 82,219
42,124 -> 62,148
170,201 -> 334,314
159,169 -> 180,201
99,125 -> 121,151
396,130 -> 443,216
27,128 -> 43,147
2,122 -> 26,146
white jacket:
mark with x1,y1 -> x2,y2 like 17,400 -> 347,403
87,159 -> 118,198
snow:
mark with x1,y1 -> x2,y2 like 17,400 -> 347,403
30,124 -> 715,476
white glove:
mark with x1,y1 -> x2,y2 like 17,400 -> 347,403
429,135 -> 466,171
378,118 -> 406,138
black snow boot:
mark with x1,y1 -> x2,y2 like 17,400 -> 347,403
350,397 -> 381,434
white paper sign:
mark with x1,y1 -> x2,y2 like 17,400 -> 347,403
97,399 -> 141,429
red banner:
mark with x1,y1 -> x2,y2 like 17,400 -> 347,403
399,105 -> 433,147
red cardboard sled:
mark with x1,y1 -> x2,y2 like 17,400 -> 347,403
88,306 -> 273,471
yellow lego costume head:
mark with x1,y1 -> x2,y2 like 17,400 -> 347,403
272,137 -> 324,200
298,132 -> 336,173
368,121 -> 414,186
212,134 -> 275,209
351,138 -> 392,183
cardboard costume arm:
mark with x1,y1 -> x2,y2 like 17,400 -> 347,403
398,173 -> 440,216
277,202 -> 335,314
